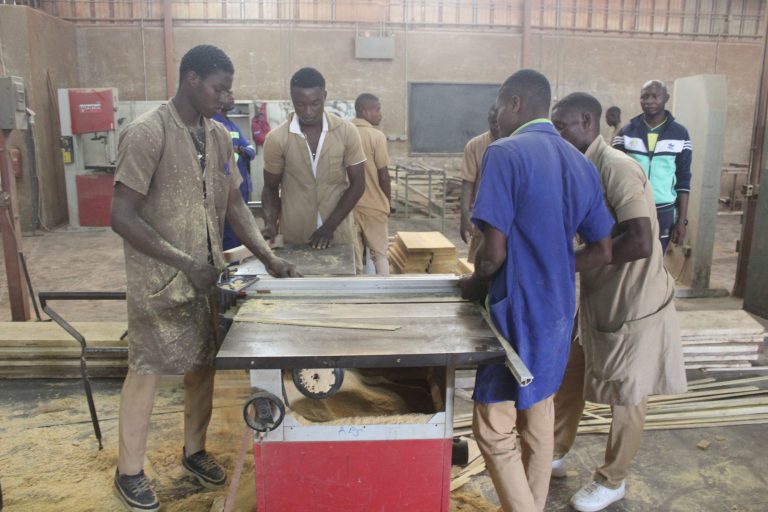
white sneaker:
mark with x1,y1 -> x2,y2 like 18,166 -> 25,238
570,480 -> 626,512
551,457 -> 567,478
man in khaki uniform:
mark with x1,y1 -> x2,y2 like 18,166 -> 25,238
604,106 -> 622,145
111,45 -> 298,512
459,106 -> 499,262
351,93 -> 391,274
551,92 -> 686,512
262,67 -> 366,252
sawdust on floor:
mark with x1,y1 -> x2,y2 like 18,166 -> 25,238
450,489 -> 499,512
0,369 -> 496,511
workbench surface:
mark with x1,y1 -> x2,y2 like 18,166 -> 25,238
216,299 -> 505,369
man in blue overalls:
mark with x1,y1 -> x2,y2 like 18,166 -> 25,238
459,69 -> 615,512
213,91 -> 257,249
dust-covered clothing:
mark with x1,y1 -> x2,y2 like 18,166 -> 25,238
114,101 -> 239,374
579,136 -> 686,405
263,112 -> 365,245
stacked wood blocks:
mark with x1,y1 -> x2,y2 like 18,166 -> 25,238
0,322 -> 128,378
388,231 -> 457,274
679,310 -> 766,370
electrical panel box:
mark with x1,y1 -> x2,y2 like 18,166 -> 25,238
355,36 -> 395,59
69,89 -> 116,134
0,76 -> 27,130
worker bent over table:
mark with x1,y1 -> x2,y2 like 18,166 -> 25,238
460,69 -> 614,512
262,67 -> 366,252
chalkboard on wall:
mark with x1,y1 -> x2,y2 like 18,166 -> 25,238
408,82 -> 500,154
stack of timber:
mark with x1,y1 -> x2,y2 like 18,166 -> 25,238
679,310 -> 766,370
452,377 -> 768,436
388,231 -> 457,274
0,321 -> 128,378
578,376 -> 768,433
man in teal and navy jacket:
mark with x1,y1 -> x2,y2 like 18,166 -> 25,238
613,80 -> 691,253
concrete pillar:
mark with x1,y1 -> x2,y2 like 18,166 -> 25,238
670,74 -> 727,290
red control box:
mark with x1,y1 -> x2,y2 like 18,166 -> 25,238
68,89 -> 115,134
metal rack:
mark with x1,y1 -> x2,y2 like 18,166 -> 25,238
392,163 -> 448,232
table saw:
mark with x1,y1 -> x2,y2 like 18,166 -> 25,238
216,266 -> 531,511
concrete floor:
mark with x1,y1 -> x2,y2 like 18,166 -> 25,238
1,213 -> 767,511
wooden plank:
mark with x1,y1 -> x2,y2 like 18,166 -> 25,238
0,347 -> 127,359
0,322 -> 127,343
704,366 -> 768,372
687,376 -> 768,389
684,354 -> 759,362
682,344 -> 760,354
396,231 -> 455,252
678,309 -> 765,337
457,258 -> 474,274
243,318 -> 402,331
236,300 -> 464,321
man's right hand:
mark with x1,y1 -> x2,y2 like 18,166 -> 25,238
184,261 -> 219,291
460,213 -> 474,244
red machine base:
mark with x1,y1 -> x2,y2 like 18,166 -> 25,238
254,438 -> 452,511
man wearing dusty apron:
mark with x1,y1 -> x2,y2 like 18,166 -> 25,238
111,45 -> 297,512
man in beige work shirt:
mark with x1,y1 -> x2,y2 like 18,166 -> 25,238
262,67 -> 366,252
111,45 -> 297,512
459,105 -> 499,262
551,92 -> 686,512
352,93 -> 391,274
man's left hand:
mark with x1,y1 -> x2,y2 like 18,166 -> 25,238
266,256 -> 302,278
309,224 -> 335,250
459,274 -> 487,302
671,221 -> 687,246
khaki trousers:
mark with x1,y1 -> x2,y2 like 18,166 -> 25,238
473,397 -> 554,512
553,340 -> 648,488
353,209 -> 389,275
117,368 -> 216,475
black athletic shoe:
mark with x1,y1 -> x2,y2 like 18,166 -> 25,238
113,469 -> 160,512
182,449 -> 227,489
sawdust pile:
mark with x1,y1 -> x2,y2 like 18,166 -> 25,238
284,368 -> 439,424
0,373 -> 255,512
450,489 -> 499,512
0,370 -> 497,511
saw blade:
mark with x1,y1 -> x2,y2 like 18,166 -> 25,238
291,368 -> 345,399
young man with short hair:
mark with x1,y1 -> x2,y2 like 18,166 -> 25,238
459,105 -> 500,263
459,69 -> 615,512
262,67 -> 366,252
604,106 -> 622,145
352,93 -> 391,274
213,90 -> 257,249
111,44 -> 298,512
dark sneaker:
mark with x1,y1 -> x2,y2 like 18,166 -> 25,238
113,469 -> 160,512
182,449 -> 227,489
